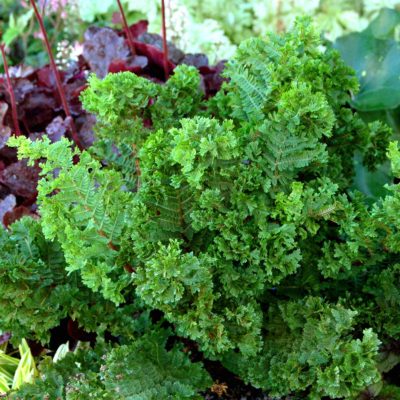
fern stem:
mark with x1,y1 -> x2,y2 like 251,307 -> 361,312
133,143 -> 141,190
161,0 -> 170,81
116,0 -> 136,55
29,0 -> 83,150
0,44 -> 21,136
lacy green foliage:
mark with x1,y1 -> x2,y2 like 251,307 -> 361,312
99,329 -> 211,399
81,71 -> 157,146
8,137 -> 134,304
378,384 -> 400,399
8,19 -> 399,398
81,65 -> 203,192
81,65 -> 203,146
150,65 -> 203,130
0,217 -> 66,344
222,297 -> 381,399
10,329 -> 211,400
0,217 -> 142,345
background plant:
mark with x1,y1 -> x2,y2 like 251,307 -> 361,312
66,0 -> 400,63
0,338 -> 38,395
3,0 -> 399,69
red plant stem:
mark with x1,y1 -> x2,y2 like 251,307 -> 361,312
161,0 -> 169,81
116,0 -> 136,55
0,44 -> 21,136
29,0 -> 83,150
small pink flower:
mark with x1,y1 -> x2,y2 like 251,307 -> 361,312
33,30 -> 45,40
38,0 -> 69,14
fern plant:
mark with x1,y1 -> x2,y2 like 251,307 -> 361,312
9,329 -> 211,400
5,18 -> 400,398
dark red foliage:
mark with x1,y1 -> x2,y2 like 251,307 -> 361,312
108,56 -> 148,74
0,159 -> 40,199
3,205 -> 37,228
0,194 -> 16,227
0,20 -> 225,226
128,19 -> 149,38
199,61 -> 228,97
0,101 -> 11,149
133,41 -> 175,79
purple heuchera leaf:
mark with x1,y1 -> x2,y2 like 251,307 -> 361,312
37,66 -> 58,88
108,55 -> 148,74
12,78 -> 35,104
83,27 -> 130,78
0,194 -> 16,227
0,102 -> 11,149
4,205 -> 37,228
199,60 -> 227,97
0,160 -> 40,199
45,116 -> 69,142
180,53 -> 209,69
137,32 -> 184,64
19,89 -> 58,131
76,113 -> 97,148
0,332 -> 11,345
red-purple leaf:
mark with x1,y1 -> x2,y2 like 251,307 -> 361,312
83,27 -> 130,78
181,53 -> 209,69
0,194 -> 16,227
36,66 -> 58,88
129,20 -> 149,39
134,41 -> 175,78
3,205 -> 37,228
108,55 -> 148,74
137,32 -> 184,64
0,102 -> 11,149
45,116 -> 69,142
76,113 -> 96,148
0,159 -> 40,199
199,60 -> 227,97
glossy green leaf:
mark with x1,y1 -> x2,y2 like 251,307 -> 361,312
335,8 -> 400,111
352,152 -> 391,201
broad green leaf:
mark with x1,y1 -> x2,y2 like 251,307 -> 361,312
2,10 -> 34,47
366,8 -> 400,39
76,0 -> 115,22
352,152 -> 391,202
334,8 -> 400,111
